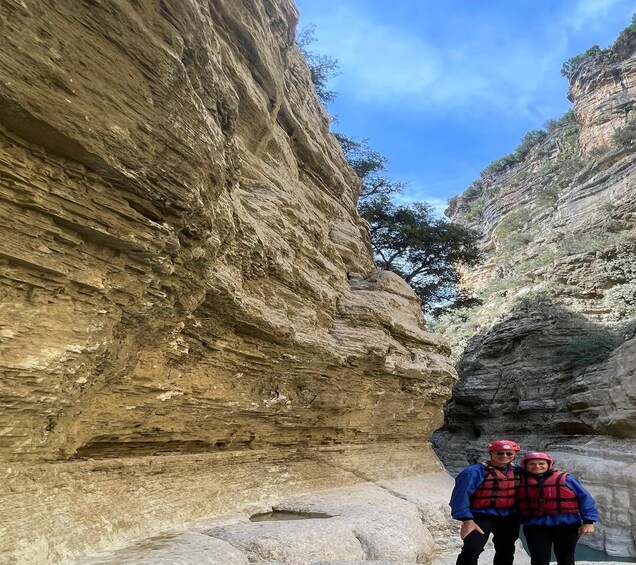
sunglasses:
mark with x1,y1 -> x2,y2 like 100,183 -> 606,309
493,451 -> 516,456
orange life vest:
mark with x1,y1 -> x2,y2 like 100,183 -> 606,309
471,463 -> 520,509
518,471 -> 580,516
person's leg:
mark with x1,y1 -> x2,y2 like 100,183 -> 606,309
524,525 -> 553,565
492,515 -> 520,565
456,515 -> 494,565
553,524 -> 580,565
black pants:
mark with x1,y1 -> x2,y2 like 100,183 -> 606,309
456,513 -> 520,565
523,524 -> 580,565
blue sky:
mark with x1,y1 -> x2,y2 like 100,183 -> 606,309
294,0 -> 634,214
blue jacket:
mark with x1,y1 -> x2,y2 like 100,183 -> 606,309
450,463 -> 520,520
519,473 -> 599,526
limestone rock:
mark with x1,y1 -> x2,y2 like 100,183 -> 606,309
77,532 -> 249,565
77,470 -> 457,565
205,520 -> 365,562
0,0 -> 456,562
436,23 -> 636,559
568,43 -> 636,155
270,483 -> 436,562
378,473 -> 462,554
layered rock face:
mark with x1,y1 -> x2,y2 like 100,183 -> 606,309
435,30 -> 636,558
0,1 -> 455,563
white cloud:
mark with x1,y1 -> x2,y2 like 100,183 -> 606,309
302,3 -> 568,120
310,6 -> 442,99
568,0 -> 626,32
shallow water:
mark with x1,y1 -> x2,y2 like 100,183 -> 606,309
249,510 -> 334,522
575,543 -> 636,563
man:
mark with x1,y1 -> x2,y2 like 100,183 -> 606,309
450,439 -> 522,565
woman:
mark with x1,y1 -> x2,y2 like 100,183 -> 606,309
518,452 -> 599,565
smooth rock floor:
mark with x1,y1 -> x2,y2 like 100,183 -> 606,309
76,472 -> 627,565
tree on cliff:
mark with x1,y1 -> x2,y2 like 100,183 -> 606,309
333,133 -> 405,200
296,26 -> 482,315
296,24 -> 340,104
359,196 -> 482,315
335,133 -> 482,315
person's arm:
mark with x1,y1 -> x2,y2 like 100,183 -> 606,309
450,465 -> 484,520
566,475 -> 599,534
450,464 -> 488,539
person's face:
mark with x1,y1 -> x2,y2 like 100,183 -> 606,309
525,459 -> 550,474
490,450 -> 516,465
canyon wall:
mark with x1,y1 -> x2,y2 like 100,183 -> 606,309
0,1 -> 455,563
435,28 -> 636,558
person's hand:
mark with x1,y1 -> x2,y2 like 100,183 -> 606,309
460,519 -> 485,540
579,524 -> 595,536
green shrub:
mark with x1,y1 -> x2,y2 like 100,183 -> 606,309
545,110 -> 577,133
464,197 -> 485,221
479,276 -> 523,298
494,210 -> 531,239
464,180 -> 483,198
611,13 -> 636,52
498,233 -> 534,259
560,45 -> 612,79
562,123 -> 581,147
515,130 -> 548,159
554,330 -> 619,368
516,251 -> 558,274
481,154 -> 520,177
605,283 -> 636,318
512,291 -> 556,311
604,243 -> 636,282
561,14 -> 636,80
612,119 -> 636,148
616,318 -> 636,340
536,183 -> 562,208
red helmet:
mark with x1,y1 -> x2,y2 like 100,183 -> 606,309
487,440 -> 521,452
521,452 -> 554,469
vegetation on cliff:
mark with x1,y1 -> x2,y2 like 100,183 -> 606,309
561,13 -> 636,80
296,24 -> 339,104
434,15 -> 636,361
297,27 -> 483,315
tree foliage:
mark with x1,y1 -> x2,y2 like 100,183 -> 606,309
359,196 -> 482,315
332,132 -> 482,315
297,24 -> 483,316
333,133 -> 405,201
480,129 -> 548,177
515,130 -> 548,159
612,118 -> 636,148
296,24 -> 340,104
554,330 -> 618,369
544,109 -> 577,133
560,45 -> 604,79
560,14 -> 636,80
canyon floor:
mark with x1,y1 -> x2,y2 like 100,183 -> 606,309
72,471 -> 626,565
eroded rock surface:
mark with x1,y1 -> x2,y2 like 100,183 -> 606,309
0,1 -> 455,563
78,471 -> 459,565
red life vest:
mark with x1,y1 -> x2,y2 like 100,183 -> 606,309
471,463 -> 520,509
518,471 -> 580,516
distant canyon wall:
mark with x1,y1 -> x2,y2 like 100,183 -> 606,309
436,29 -> 636,558
0,1 -> 455,562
